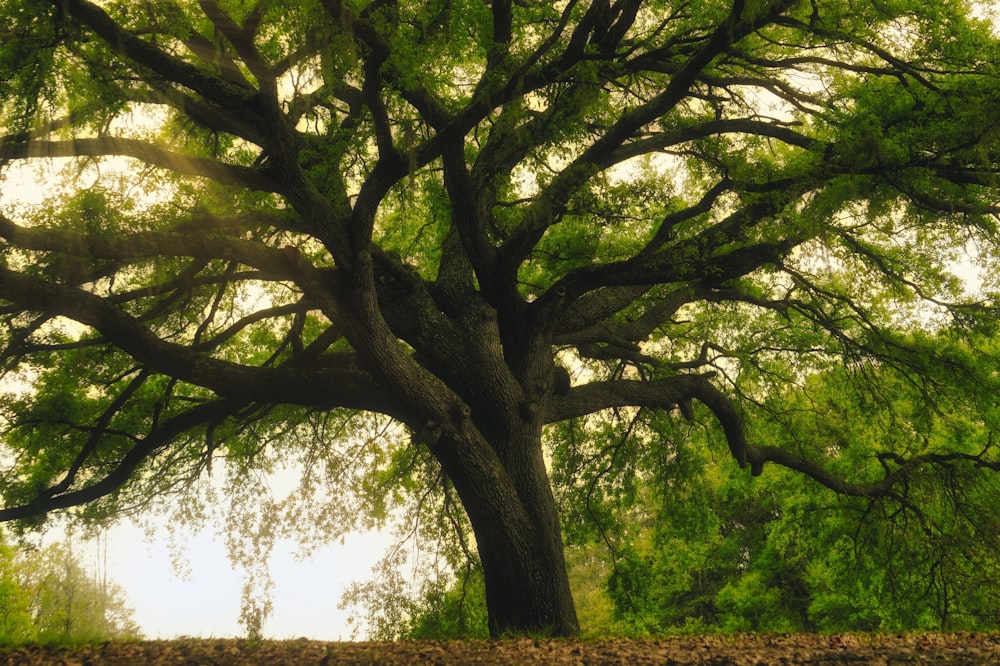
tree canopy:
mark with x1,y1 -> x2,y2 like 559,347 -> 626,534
1,0 -> 1000,637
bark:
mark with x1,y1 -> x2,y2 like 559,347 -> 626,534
431,426 -> 579,637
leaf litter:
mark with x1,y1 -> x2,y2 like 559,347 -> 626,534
2,633 -> 1000,665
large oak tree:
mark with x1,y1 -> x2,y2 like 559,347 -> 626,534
1,0 -> 1000,637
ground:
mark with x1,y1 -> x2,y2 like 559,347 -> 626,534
2,634 -> 999,665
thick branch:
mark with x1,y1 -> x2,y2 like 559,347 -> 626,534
62,0 -> 258,109
196,0 -> 275,93
0,214 -> 289,271
1,137 -> 279,191
746,445 -> 899,496
546,374 -> 748,466
0,268 -> 404,417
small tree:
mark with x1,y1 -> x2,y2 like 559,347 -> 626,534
1,0 -> 999,636
23,541 -> 140,642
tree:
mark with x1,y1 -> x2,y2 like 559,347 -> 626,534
0,538 -> 33,644
1,0 -> 999,637
0,532 -> 141,643
20,539 -> 142,642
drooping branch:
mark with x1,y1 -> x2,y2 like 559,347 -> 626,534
0,398 -> 243,522
547,372 -> 997,510
745,444 -> 902,496
546,373 -> 748,467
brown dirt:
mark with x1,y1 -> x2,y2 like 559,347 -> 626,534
1,633 -> 999,665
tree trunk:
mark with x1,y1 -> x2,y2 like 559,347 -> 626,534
432,425 -> 579,637
477,442 -> 578,638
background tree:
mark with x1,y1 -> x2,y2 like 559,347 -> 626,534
0,537 -> 33,644
0,0 -> 999,637
0,532 -> 141,643
22,540 -> 142,642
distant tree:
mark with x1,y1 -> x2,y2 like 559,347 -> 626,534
0,538 -> 33,644
24,540 -> 142,642
1,0 -> 1000,637
0,533 -> 141,643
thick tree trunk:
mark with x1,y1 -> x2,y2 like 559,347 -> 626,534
477,511 -> 580,638
475,445 -> 579,638
432,425 -> 579,637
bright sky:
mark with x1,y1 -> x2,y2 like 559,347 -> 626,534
98,521 -> 391,640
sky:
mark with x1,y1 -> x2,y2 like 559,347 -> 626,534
97,521 -> 392,640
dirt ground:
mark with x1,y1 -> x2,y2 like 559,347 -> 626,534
2,633 -> 999,665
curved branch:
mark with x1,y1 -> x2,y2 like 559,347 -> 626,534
546,373 -> 748,466
0,267 -> 405,418
746,444 -> 899,496
192,301 -> 307,352
0,398 -> 242,523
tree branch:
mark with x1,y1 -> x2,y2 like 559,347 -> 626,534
0,398 -> 243,523
0,267 -> 404,418
62,0 -> 258,108
196,0 -> 275,94
1,137 -> 280,191
500,0 -> 800,270
546,373 -> 748,467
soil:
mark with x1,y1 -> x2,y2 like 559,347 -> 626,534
2,633 -> 999,665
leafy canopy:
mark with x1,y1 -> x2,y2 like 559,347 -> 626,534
0,0 -> 999,636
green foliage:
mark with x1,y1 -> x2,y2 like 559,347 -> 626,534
403,565 -> 489,640
0,0 -> 60,133
0,539 -> 33,644
0,532 -> 141,644
338,441 -> 490,640
410,325 -> 1000,636
558,330 -> 1000,635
